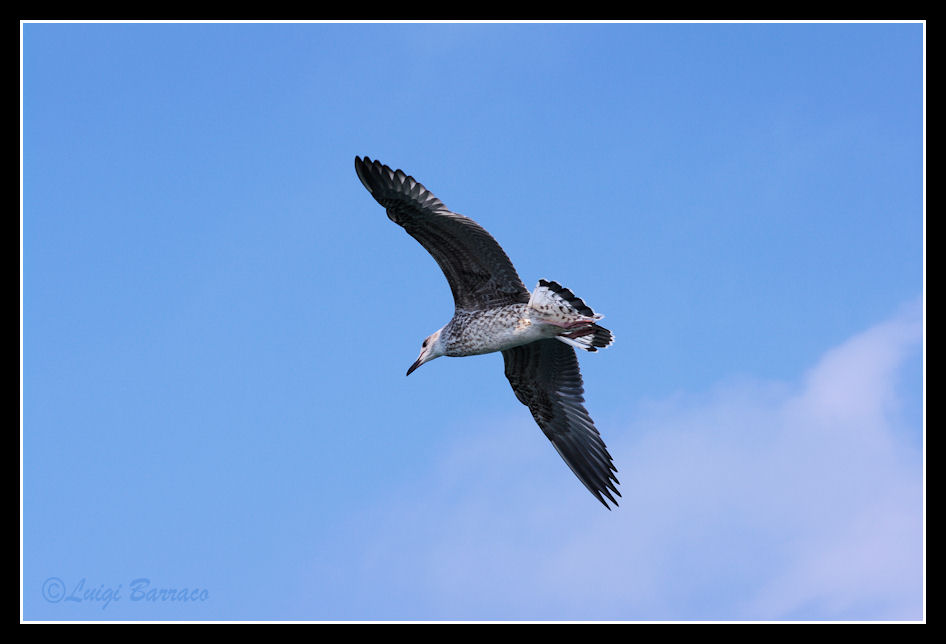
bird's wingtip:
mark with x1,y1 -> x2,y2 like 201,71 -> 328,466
354,156 -> 375,194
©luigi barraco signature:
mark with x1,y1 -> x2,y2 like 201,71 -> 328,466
42,577 -> 209,610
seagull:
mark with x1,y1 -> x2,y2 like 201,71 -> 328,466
355,156 -> 620,509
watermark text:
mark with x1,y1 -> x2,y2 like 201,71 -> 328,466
42,577 -> 209,610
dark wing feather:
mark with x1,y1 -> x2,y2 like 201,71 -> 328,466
355,156 -> 530,311
503,339 -> 621,509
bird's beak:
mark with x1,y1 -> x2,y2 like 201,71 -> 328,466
406,357 -> 423,376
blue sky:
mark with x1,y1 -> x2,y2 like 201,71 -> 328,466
22,22 -> 924,621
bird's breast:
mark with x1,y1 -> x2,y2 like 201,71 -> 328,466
443,306 -> 556,357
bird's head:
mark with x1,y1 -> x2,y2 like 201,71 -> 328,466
406,328 -> 445,376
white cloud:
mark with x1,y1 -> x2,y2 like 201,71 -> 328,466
346,300 -> 923,621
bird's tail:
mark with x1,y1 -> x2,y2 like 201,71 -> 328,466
528,279 -> 614,352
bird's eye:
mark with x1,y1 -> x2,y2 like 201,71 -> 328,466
422,339 -> 429,348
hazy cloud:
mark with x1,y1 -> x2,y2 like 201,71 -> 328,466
339,300 -> 922,621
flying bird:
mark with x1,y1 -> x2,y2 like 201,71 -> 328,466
355,157 -> 620,509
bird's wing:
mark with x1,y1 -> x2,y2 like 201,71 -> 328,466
502,339 -> 620,508
355,156 -> 530,311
